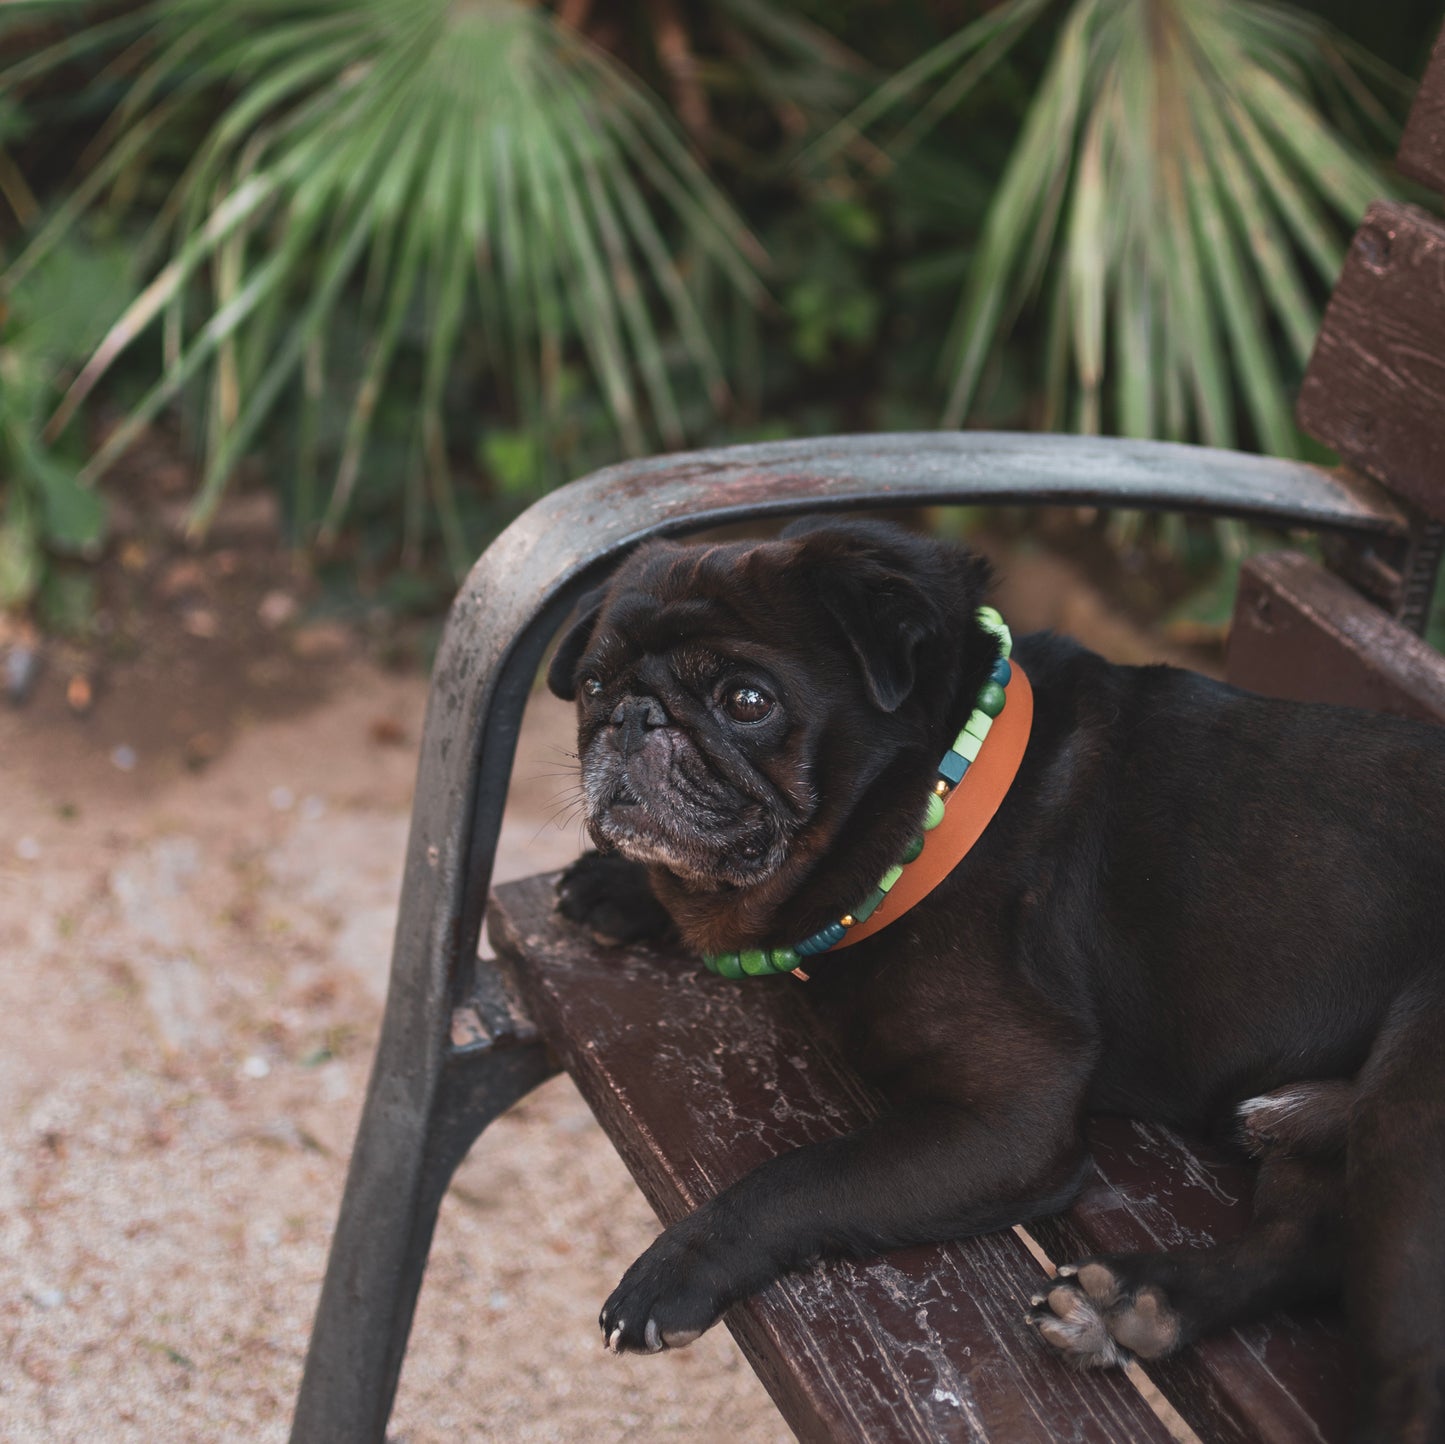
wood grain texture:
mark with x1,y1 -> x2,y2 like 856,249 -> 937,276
488,875 -> 1175,1444
1227,551 -> 1445,723
1398,23 -> 1445,193
1030,1119 -> 1351,1444
1296,201 -> 1445,522
488,874 -> 1362,1443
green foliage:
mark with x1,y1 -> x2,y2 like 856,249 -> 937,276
838,0 -> 1403,452
6,0 -> 765,573
2,0 -> 1431,632
0,233 -> 130,610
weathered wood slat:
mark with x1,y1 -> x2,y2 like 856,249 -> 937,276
1398,24 -> 1445,194
488,874 -> 1176,1444
1227,552 -> 1445,722
1295,201 -> 1445,522
1030,1120 -> 1351,1444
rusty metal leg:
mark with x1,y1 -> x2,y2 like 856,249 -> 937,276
290,965 -> 558,1444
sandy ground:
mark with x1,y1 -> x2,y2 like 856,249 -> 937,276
0,658 -> 799,1444
0,538 -> 1201,1444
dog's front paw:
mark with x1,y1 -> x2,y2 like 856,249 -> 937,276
1027,1260 -> 1182,1367
599,1239 -> 728,1355
556,852 -> 673,947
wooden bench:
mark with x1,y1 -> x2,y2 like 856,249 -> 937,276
291,28 -> 1445,1444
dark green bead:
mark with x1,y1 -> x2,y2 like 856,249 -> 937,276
714,952 -> 744,979
702,953 -> 720,974
769,947 -> 801,972
739,948 -> 772,976
976,680 -> 1007,718
901,833 -> 925,863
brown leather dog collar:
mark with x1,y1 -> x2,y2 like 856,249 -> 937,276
833,659 -> 1033,949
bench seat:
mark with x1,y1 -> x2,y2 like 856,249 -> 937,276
488,873 -> 1350,1444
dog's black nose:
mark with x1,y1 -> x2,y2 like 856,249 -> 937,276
610,695 -> 669,755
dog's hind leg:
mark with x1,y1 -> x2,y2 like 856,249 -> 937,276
1342,981 -> 1445,1444
1236,1078 -> 1354,1160
1029,1150 -> 1345,1367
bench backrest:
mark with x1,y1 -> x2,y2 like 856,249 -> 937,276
1227,25 -> 1445,720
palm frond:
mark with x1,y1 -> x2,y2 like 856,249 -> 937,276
857,0 -> 1403,454
6,0 -> 765,559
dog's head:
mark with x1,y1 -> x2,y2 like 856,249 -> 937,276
548,519 -> 997,940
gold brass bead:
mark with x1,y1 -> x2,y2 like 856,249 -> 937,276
839,915 -> 857,929
934,778 -> 951,796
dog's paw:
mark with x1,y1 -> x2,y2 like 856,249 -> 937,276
598,1240 -> 725,1355
1027,1261 -> 1182,1368
556,852 -> 673,947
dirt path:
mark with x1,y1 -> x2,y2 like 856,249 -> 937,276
0,662 -> 789,1443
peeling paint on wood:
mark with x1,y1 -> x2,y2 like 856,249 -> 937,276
490,875 -> 1315,1443
1297,202 -> 1445,523
1227,553 -> 1445,724
1398,24 -> 1445,194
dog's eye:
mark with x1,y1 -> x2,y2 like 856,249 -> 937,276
581,676 -> 603,698
724,686 -> 773,723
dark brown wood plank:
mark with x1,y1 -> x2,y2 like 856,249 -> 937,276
1226,551 -> 1445,722
1296,201 -> 1445,522
488,874 -> 1176,1444
1033,1119 -> 1351,1444
1398,23 -> 1445,194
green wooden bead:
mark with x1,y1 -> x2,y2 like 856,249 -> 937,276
878,863 -> 904,893
963,710 -> 993,743
714,952 -> 744,979
769,947 -> 801,972
739,948 -> 772,976
922,792 -> 946,831
953,729 -> 983,762
900,833 -> 925,863
850,886 -> 886,923
976,680 -> 1007,718
976,606 -> 1012,658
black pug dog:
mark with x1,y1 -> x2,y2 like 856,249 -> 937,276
547,517 -> 1445,1443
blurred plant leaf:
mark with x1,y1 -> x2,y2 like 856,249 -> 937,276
842,0 -> 1405,454
6,0 -> 766,566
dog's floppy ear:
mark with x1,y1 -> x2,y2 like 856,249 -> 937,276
546,587 -> 606,700
782,518 -> 991,712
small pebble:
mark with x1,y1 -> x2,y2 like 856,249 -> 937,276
111,745 -> 137,772
240,1055 -> 271,1080
5,646 -> 41,705
258,590 -> 299,629
182,608 -> 220,639
300,795 -> 326,822
15,837 -> 41,861
30,1288 -> 65,1310
66,674 -> 93,713
268,786 -> 295,813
